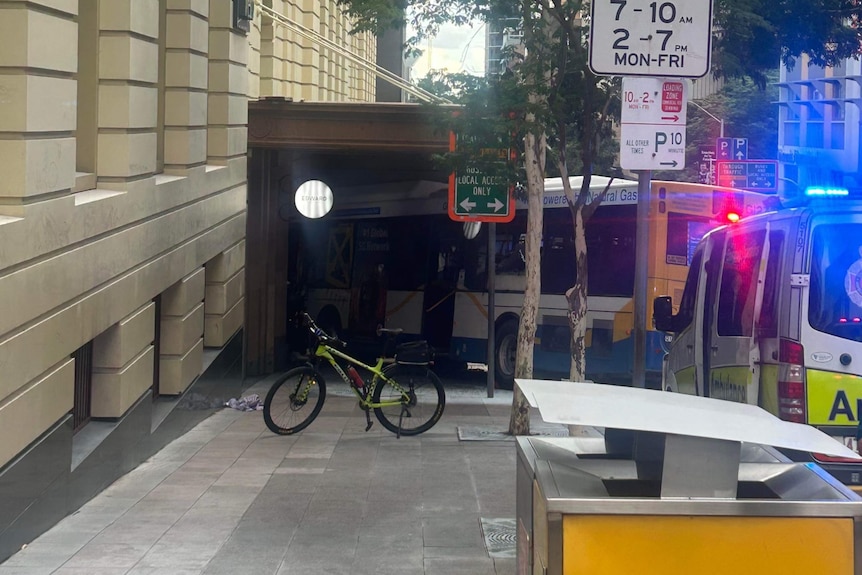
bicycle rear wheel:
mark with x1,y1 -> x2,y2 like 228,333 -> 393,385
372,364 -> 445,436
263,366 -> 326,435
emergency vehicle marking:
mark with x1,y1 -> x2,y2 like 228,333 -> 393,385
807,369 -> 862,425
845,257 -> 862,307
709,369 -> 748,403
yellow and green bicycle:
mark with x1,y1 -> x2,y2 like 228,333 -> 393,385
263,312 -> 445,437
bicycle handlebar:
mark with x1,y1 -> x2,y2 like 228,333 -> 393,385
376,324 -> 403,337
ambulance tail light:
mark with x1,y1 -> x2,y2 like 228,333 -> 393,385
778,339 -> 806,423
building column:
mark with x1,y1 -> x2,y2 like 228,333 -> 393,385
159,269 -> 205,395
97,1 -> 160,188
204,242 -> 246,347
0,1 -> 77,213
208,0 -> 250,164
164,0 -> 209,172
92,304 -> 156,418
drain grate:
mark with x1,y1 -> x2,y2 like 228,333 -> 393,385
457,424 -> 569,441
480,517 -> 517,558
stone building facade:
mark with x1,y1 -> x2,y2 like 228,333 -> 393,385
0,0 -> 376,560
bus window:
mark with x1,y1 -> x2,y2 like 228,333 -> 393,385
666,211 -> 712,266
717,230 -> 766,337
541,235 -> 575,294
586,205 -> 636,296
387,216 -> 432,291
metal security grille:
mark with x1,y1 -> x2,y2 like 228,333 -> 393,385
153,295 -> 162,398
72,341 -> 93,432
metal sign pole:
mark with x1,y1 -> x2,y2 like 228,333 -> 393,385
487,222 -> 496,398
632,171 -> 652,388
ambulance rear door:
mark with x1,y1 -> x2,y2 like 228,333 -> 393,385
705,221 -> 770,405
665,229 -> 727,396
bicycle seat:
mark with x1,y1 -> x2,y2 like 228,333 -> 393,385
376,325 -> 404,337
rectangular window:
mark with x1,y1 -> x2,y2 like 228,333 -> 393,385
809,224 -> 862,341
805,121 -> 824,148
831,122 -> 845,149
758,231 -> 785,338
717,230 -> 766,337
666,212 -> 713,266
674,246 -> 704,332
585,205 -> 636,296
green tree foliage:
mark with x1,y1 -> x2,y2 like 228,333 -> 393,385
712,0 -> 861,86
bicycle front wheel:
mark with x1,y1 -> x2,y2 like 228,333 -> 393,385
263,366 -> 326,435
372,365 -> 445,436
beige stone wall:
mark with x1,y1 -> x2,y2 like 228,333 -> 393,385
0,0 -> 379,470
256,0 -> 377,102
0,0 -> 247,469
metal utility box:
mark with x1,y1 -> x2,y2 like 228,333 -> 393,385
515,379 -> 862,575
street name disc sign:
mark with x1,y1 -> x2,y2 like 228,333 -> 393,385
589,0 -> 714,78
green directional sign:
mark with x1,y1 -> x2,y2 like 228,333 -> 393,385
449,166 -> 513,222
447,133 -> 514,223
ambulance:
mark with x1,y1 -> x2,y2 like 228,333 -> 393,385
653,186 -> 862,487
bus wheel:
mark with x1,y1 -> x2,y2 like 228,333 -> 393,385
494,319 -> 518,390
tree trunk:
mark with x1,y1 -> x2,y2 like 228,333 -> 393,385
566,204 -> 588,382
508,130 -> 545,436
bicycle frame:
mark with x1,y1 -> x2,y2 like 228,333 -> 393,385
311,341 -> 409,409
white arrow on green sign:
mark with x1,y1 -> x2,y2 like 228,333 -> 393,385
448,166 -> 514,222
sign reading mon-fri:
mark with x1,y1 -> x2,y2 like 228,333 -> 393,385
620,77 -> 687,171
448,133 -> 514,223
589,0 -> 714,78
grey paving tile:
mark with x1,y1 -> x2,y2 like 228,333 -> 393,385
127,568 -> 204,575
61,542 -> 151,570
493,557 -> 518,575
53,568 -> 132,575
135,541 -> 225,570
0,568 -> 55,575
422,514 -> 485,548
425,556 -> 497,575
88,519 -> 173,547
0,549 -> 70,571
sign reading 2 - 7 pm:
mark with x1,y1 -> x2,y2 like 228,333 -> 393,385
589,0 -> 715,78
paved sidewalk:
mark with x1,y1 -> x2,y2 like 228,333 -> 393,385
0,376 -> 533,575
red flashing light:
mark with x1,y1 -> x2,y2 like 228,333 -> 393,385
725,211 -> 741,224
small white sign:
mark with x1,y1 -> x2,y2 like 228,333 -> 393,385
295,179 -> 333,219
621,77 -> 688,125
620,123 -> 686,170
589,0 -> 714,78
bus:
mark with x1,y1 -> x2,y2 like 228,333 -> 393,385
288,176 -> 775,387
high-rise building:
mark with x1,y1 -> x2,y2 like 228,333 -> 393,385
776,55 -> 862,196
485,17 -> 522,77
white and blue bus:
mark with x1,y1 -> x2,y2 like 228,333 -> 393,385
289,176 -> 773,387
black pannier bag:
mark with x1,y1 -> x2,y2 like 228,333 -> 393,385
395,341 -> 432,365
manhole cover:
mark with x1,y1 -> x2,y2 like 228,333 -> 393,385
480,517 -> 516,558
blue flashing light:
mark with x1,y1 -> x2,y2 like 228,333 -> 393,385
805,186 -> 849,197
